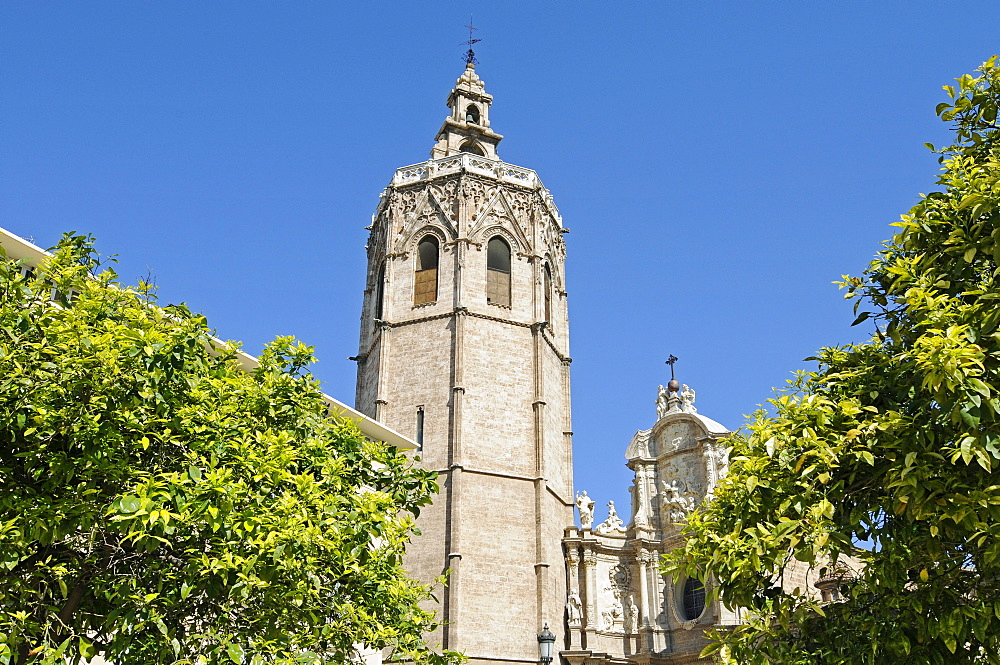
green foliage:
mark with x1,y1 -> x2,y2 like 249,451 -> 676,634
0,236 -> 458,665
665,57 -> 1000,664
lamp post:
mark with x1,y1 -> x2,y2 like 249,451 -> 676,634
537,623 -> 556,665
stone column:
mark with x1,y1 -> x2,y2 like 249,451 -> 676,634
636,549 -> 653,654
634,464 -> 650,530
566,548 -> 582,649
583,550 -> 598,647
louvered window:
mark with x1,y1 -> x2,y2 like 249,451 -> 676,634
414,236 -> 439,305
486,237 -> 511,307
374,264 -> 385,319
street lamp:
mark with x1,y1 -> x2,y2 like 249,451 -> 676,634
537,623 -> 556,664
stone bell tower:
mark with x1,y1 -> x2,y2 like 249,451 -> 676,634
354,62 -> 574,665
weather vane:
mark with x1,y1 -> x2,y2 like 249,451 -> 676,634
665,355 -> 680,392
461,15 -> 481,66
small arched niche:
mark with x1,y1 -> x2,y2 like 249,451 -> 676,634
459,140 -> 485,156
465,104 -> 481,125
414,235 -> 439,305
486,236 -> 511,306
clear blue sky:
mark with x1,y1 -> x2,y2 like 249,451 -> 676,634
3,2 -> 998,521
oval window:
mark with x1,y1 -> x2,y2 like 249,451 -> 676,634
681,577 -> 705,621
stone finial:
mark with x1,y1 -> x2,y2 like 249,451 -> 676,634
455,63 -> 486,94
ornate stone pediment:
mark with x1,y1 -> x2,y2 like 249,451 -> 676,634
469,189 -> 531,249
393,188 -> 456,252
625,428 -> 652,460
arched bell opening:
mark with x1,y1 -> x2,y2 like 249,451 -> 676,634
486,236 -> 511,306
414,235 -> 439,305
459,140 -> 486,156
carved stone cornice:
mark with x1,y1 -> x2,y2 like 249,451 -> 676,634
391,154 -> 547,193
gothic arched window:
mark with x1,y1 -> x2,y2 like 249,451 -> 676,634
414,236 -> 439,305
681,577 -> 706,621
459,140 -> 485,156
486,236 -> 511,307
374,263 -> 385,319
543,263 -> 553,322
465,104 -> 480,124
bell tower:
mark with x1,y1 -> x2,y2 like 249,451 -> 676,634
430,63 -> 503,160
355,62 -> 574,665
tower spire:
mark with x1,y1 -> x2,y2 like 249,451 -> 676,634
430,27 -> 504,160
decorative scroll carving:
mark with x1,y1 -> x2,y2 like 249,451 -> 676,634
610,563 -> 630,589
625,428 -> 652,460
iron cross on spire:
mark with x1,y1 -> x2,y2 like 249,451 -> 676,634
665,355 -> 680,393
461,16 -> 481,65
665,355 -> 679,379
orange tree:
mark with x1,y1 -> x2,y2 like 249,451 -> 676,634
0,236 -> 458,665
667,57 -> 1000,664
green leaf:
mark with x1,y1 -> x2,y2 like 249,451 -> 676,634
851,311 -> 871,326
120,495 -> 141,513
227,642 -> 245,664
78,636 -> 96,659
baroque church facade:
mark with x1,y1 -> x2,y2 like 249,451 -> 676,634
353,62 -> 825,665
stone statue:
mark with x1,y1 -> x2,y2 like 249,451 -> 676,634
606,501 -> 623,529
626,597 -> 640,633
602,596 -> 623,631
576,490 -> 595,529
680,384 -> 697,413
595,500 -> 626,534
661,480 -> 697,523
656,384 -> 669,419
567,592 -> 583,625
